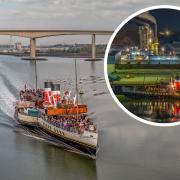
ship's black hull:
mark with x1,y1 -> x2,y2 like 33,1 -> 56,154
38,126 -> 97,157
14,111 -> 97,158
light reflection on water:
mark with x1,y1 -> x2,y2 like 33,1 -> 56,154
121,98 -> 180,123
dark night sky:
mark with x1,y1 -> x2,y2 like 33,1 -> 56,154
149,9 -> 180,43
112,8 -> 180,46
150,9 -> 180,32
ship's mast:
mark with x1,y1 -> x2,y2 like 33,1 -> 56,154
35,59 -> 38,91
74,44 -> 79,120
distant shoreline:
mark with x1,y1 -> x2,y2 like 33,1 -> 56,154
0,52 -> 104,59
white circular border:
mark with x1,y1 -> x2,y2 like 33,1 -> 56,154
104,5 -> 180,127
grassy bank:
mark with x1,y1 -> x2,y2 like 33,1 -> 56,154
107,64 -> 115,73
115,64 -> 180,69
116,95 -> 132,102
107,64 -> 180,85
113,75 -> 170,85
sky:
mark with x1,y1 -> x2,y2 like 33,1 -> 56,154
0,0 -> 180,45
150,9 -> 180,32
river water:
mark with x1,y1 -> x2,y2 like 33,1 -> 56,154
1,55 -> 180,179
121,97 -> 180,123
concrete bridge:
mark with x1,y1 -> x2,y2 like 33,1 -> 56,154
0,30 -> 113,60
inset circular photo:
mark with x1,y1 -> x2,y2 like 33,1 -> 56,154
105,5 -> 180,126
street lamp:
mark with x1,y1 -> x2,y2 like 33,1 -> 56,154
161,47 -> 165,55
160,29 -> 172,44
165,30 -> 171,37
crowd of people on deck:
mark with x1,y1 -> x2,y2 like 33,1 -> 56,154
20,88 -> 44,101
46,114 -> 96,134
19,87 -> 96,134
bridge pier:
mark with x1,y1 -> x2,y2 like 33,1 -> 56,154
91,34 -> 96,59
30,37 -> 36,60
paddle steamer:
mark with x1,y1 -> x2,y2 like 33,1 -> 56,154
14,59 -> 98,158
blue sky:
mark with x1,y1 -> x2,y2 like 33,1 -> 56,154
0,0 -> 180,45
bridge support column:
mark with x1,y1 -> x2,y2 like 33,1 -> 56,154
30,38 -> 36,60
91,34 -> 96,59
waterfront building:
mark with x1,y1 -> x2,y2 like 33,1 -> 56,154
15,42 -> 22,52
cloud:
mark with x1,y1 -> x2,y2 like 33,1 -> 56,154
0,0 -> 179,29
0,0 -> 179,43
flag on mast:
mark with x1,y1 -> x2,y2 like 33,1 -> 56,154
73,95 -> 76,105
64,90 -> 71,98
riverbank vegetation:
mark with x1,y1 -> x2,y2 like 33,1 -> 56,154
108,64 -> 180,85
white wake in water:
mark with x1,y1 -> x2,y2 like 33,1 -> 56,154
0,76 -> 17,118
